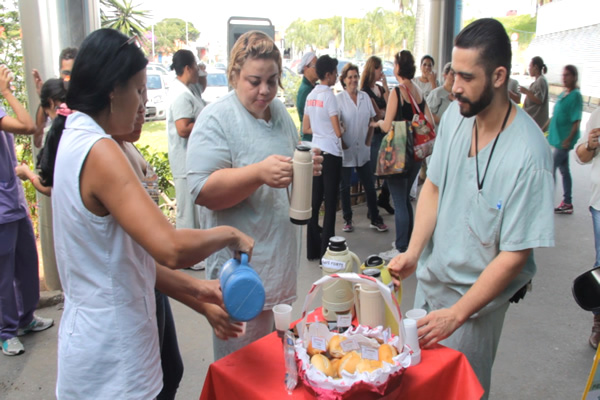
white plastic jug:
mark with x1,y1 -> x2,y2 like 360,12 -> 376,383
354,282 -> 386,329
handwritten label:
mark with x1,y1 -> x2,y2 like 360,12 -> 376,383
361,345 -> 379,361
340,339 -> 359,352
321,258 -> 346,271
337,314 -> 352,328
311,336 -> 327,352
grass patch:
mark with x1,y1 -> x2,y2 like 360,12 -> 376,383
138,108 -> 300,154
139,121 -> 167,153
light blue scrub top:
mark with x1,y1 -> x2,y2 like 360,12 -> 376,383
416,101 -> 555,317
186,91 -> 302,309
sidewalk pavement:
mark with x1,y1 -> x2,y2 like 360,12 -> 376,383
3,133 -> 598,399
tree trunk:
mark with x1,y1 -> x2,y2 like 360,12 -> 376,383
413,0 -> 425,61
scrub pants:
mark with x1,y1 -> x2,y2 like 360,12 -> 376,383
0,217 -> 39,341
174,177 -> 200,230
174,177 -> 204,269
415,284 -> 510,400
386,161 -> 421,252
553,148 -> 572,204
307,153 -> 342,259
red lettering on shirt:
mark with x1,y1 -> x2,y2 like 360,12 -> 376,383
307,99 -> 324,107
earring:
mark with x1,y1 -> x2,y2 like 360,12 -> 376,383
110,97 -> 114,114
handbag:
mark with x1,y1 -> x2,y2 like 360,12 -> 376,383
399,84 -> 437,161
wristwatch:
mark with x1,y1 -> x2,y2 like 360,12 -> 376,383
586,142 -> 597,152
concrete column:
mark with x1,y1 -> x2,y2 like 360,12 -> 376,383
426,0 -> 462,77
18,0 -> 99,291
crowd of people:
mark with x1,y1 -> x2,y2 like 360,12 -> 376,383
0,15 -> 595,400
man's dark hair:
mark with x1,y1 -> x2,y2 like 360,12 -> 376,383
454,18 -> 512,79
59,47 -> 78,68
394,50 -> 416,80
170,50 -> 196,77
315,55 -> 338,80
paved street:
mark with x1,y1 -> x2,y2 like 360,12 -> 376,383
1,111 -> 598,399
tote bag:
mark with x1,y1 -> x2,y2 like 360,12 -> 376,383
399,84 -> 436,161
375,88 -> 413,176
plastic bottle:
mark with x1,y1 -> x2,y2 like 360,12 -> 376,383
283,330 -> 297,394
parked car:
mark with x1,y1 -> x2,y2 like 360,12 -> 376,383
147,62 -> 169,75
147,62 -> 176,89
382,66 -> 399,90
145,73 -> 167,121
203,69 -> 230,104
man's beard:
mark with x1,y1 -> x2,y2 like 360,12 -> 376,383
455,77 -> 494,118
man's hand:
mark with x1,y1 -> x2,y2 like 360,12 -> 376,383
32,69 -> 43,96
201,303 -> 245,340
387,251 -> 419,288
417,308 -> 463,348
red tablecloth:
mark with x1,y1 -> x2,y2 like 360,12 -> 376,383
200,332 -> 483,400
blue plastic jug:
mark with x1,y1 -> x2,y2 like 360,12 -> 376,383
219,253 -> 265,322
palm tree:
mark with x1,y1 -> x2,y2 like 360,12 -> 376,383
412,0 -> 426,61
392,0 -> 414,15
100,0 -> 151,38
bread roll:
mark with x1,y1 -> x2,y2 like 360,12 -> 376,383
307,338 -> 326,357
311,354 -> 334,377
356,358 -> 383,374
338,351 -> 361,376
328,335 -> 348,358
378,343 -> 398,364
330,358 -> 341,379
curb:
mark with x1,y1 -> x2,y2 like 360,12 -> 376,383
38,290 -> 64,309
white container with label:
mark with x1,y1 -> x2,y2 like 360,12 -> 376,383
320,236 -> 360,321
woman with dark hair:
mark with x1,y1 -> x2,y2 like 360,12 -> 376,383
41,29 -> 253,398
337,63 -> 387,233
167,49 -> 206,270
375,50 -> 434,260
413,55 -> 439,98
360,55 -> 394,215
547,64 -> 583,215
520,56 -> 549,129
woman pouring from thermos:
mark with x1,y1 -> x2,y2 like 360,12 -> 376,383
186,31 -> 323,360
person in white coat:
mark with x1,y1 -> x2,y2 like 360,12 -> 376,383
336,63 -> 388,233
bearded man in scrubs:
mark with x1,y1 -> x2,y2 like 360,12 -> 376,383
388,18 -> 554,399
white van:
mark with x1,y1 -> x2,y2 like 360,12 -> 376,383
146,73 -> 167,121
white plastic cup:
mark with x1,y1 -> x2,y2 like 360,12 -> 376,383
402,318 -> 421,366
405,308 -> 427,322
273,304 -> 293,332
